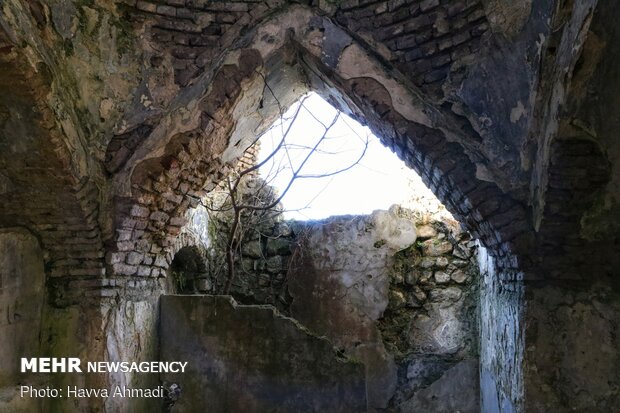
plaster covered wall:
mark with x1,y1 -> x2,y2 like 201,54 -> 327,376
479,243 -> 620,413
523,283 -> 620,411
0,229 -> 45,412
160,295 -> 367,413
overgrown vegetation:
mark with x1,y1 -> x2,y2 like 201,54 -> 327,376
203,91 -> 369,294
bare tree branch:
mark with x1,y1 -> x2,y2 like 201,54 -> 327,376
206,87 -> 370,294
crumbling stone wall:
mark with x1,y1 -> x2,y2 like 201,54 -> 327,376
195,176 -> 295,307
288,208 -> 479,412
378,212 -> 479,410
226,218 -> 294,306
203,202 -> 479,411
1,0 -> 619,411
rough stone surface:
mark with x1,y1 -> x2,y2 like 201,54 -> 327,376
287,208 -> 480,410
201,177 -> 293,307
372,209 -> 418,251
288,213 -> 398,409
0,0 -> 619,411
160,295 -> 367,413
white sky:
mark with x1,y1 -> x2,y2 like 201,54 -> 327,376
257,92 -> 447,220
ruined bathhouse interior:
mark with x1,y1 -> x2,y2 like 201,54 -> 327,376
1,0 -> 619,412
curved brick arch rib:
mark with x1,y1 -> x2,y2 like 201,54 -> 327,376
118,0 -> 523,194
107,5 -> 533,282
107,52 -> 271,278
299,53 -> 533,273
333,0 -> 489,94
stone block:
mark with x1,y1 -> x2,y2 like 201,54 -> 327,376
417,224 -> 437,239
126,251 -> 144,265
451,269 -> 467,283
137,265 -> 152,276
241,240 -> 262,258
435,256 -> 449,268
419,257 -> 435,268
156,5 -> 177,17
453,243 -> 472,259
169,216 -> 187,227
105,252 -> 124,265
154,255 -> 168,267
130,205 -> 150,218
389,290 -> 407,309
388,0 -> 406,12
150,210 -> 169,222
265,237 -> 291,256
420,0 -> 440,12
434,271 -> 450,283
265,256 -> 283,274
257,273 -> 271,287
396,34 -> 417,50
447,1 -> 467,16
405,271 -> 419,285
136,1 -> 157,13
422,239 -> 453,256
111,263 -> 138,276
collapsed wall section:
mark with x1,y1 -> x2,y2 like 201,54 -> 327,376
193,199 -> 480,412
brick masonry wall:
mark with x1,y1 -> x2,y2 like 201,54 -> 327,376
335,0 -> 488,94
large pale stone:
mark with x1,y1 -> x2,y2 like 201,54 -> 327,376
434,271 -> 451,284
371,209 -> 417,251
422,239 -> 453,256
416,224 -> 437,239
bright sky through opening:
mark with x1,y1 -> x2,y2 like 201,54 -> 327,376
257,92 -> 446,220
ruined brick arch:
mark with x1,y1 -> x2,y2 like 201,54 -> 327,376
1,2 -> 619,412
0,28 -> 106,302
106,5 -> 532,283
168,245 -> 210,294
